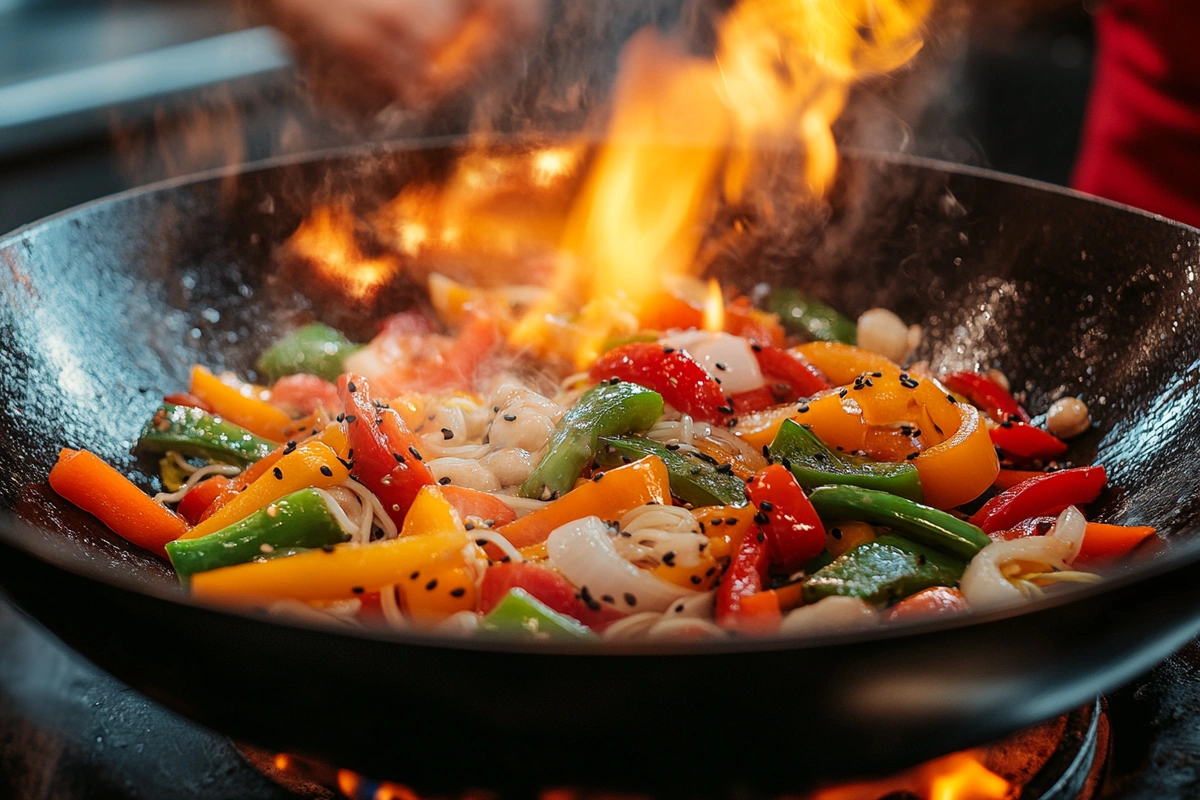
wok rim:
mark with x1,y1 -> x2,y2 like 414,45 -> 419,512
2,137 -> 1199,657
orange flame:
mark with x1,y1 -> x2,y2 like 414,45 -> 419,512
287,205 -> 399,301
808,750 -> 1011,800
512,0 -> 931,363
703,279 -> 726,332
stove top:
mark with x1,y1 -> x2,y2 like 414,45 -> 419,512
3,598 -> 1200,800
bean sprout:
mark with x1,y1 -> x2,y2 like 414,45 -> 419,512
153,461 -> 242,504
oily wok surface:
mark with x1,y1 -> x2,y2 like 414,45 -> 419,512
2,140 -> 1200,790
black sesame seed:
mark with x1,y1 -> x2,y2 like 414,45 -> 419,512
947,394 -> 958,404
754,511 -> 770,525
797,404 -> 810,413
711,518 -> 723,526
716,463 -> 733,474
726,517 -> 739,525
336,413 -> 345,422
717,405 -> 734,414
345,414 -> 357,423
601,594 -> 616,604
751,343 -> 763,352
756,531 -> 766,543
662,551 -> 676,566
410,571 -> 420,580
624,593 -> 638,607
715,362 -> 727,371
450,587 -> 466,598
438,476 -> 452,485
831,527 -> 843,540
759,501 -> 774,512
319,465 -> 333,477
408,445 -> 423,461
273,466 -> 283,480
690,575 -> 702,584
839,388 -> 848,398
906,451 -> 920,461
666,443 -> 681,451
321,545 -> 335,553
393,452 -> 406,464
425,579 -> 438,591
662,346 -> 675,354
762,445 -> 771,458
352,586 -> 364,594
347,381 -> 357,393
441,428 -> 454,440
675,604 -> 685,613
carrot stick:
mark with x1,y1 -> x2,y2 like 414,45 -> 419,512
1076,522 -> 1157,562
189,366 -> 291,441
48,448 -> 187,554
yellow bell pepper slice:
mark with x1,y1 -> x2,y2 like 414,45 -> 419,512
400,484 -> 465,538
399,565 -> 478,624
790,372 -> 999,509
191,527 -> 471,604
496,456 -> 671,550
180,439 -> 349,540
792,342 -> 902,386
692,504 -> 758,561
190,366 -> 293,441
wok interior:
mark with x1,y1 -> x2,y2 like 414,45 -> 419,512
2,140 -> 1200,633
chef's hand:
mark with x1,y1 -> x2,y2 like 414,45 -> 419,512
262,0 -> 546,114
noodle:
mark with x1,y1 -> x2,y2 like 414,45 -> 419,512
153,461 -> 242,504
340,479 -> 399,541
470,530 -> 525,563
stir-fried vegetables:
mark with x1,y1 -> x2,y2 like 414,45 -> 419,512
46,285 -> 1151,641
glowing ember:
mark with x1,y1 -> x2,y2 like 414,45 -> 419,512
286,206 -> 399,301
808,751 -> 1011,800
702,278 -> 726,332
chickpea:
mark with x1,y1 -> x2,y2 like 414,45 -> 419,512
1046,397 -> 1090,439
986,369 -> 1011,392
856,308 -> 911,364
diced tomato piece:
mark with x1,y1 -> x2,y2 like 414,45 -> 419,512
176,476 -> 231,525
884,587 -> 968,623
479,562 -> 625,630
589,342 -> 730,424
440,485 -> 517,528
269,374 -> 341,416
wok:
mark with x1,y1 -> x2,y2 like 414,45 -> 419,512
2,139 -> 1200,792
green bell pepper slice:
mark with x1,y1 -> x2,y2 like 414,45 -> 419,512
256,322 -> 362,383
520,381 -> 664,500
803,534 -> 965,605
166,488 -> 346,579
138,403 -> 276,467
769,419 -> 923,502
478,588 -> 597,641
595,436 -> 746,507
767,288 -> 857,344
806,484 -> 991,560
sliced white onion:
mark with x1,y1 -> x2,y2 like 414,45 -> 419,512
546,516 -> 696,613
646,617 -> 727,640
659,330 -> 764,394
780,596 -> 878,636
959,506 -> 1086,611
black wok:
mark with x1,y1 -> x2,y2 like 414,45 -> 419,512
2,140 -> 1200,792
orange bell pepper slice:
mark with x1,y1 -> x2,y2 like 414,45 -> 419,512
692,504 -> 758,560
495,456 -> 671,550
791,342 -> 902,386
190,527 -> 470,604
189,366 -> 292,442
1076,522 -> 1157,563
49,448 -> 188,555
181,439 -> 349,540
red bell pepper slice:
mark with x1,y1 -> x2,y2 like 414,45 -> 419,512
337,373 -> 434,528
969,466 -> 1107,534
176,476 -> 232,525
589,342 -> 730,423
737,345 -> 830,411
883,587 -> 968,623
745,464 -> 827,572
989,422 -> 1068,460
940,371 -> 1030,423
479,562 -> 625,630
716,524 -> 778,631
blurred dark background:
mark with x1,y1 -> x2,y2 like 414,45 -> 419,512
0,0 -> 1097,236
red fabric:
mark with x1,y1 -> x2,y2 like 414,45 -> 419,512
1072,0 -> 1200,228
